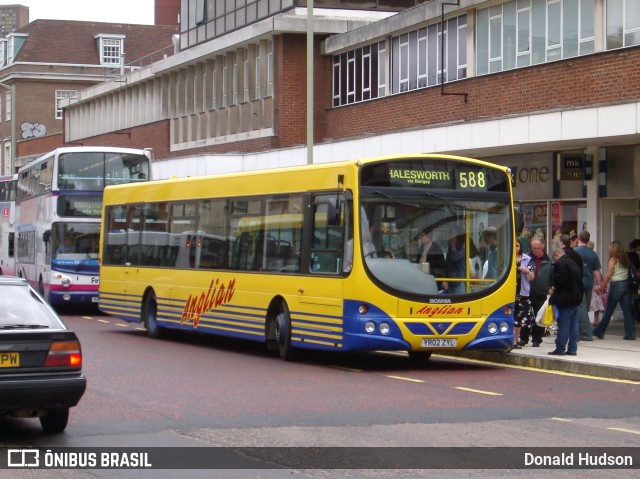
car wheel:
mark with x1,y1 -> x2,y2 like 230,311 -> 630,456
275,302 -> 297,361
40,408 -> 69,433
143,292 -> 164,339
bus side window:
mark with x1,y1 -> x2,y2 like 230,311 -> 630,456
310,195 -> 345,274
232,232 -> 259,271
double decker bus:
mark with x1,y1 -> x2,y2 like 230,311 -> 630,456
99,154 -> 518,361
16,146 -> 152,306
0,174 -> 17,276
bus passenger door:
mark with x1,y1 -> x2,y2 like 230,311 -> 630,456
288,193 -> 350,348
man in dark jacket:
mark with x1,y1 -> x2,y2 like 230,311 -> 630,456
519,237 -> 553,347
548,247 -> 584,356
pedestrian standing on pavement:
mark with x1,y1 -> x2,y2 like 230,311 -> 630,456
574,230 -> 603,341
548,247 -> 584,355
559,233 -> 583,275
627,239 -> 640,323
514,238 -> 535,349
519,237 -> 554,347
593,241 -> 637,341
588,240 -> 606,327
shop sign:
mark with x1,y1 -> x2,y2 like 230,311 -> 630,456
559,154 -> 585,181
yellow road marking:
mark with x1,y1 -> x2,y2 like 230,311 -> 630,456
329,365 -> 363,372
454,386 -> 502,396
432,354 -> 640,385
607,427 -> 640,435
387,375 -> 425,383
82,316 -> 93,320
97,319 -> 110,324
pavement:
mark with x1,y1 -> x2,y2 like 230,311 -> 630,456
452,318 -> 640,382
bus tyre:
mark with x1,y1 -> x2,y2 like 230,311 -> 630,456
143,292 -> 164,339
408,351 -> 432,365
275,302 -> 297,361
38,277 -> 45,297
40,407 -> 69,433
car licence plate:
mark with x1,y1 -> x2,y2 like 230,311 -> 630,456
421,338 -> 457,348
92,296 -> 100,303
0,352 -> 19,367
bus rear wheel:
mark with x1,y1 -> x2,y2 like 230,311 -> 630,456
275,302 -> 297,361
143,292 -> 164,339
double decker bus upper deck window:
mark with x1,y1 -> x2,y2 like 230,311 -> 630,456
360,158 -> 509,193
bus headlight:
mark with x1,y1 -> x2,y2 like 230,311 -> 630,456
364,321 -> 376,334
488,322 -> 498,334
379,322 -> 390,335
61,277 -> 71,288
500,321 -> 510,333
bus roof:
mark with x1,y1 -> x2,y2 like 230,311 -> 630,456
19,146 -> 154,173
104,153 -> 510,204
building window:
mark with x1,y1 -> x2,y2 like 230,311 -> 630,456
477,0 -> 595,75
390,15 -> 466,94
56,90 -> 77,120
267,40 -> 273,97
0,40 -> 6,68
606,0 -> 640,49
96,34 -> 125,66
243,48 -> 249,103
333,41 -> 385,107
255,44 -> 261,99
5,91 -> 10,122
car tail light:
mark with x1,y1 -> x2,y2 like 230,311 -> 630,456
44,340 -> 82,367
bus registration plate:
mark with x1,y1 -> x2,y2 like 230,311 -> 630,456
421,339 -> 457,348
92,297 -> 100,303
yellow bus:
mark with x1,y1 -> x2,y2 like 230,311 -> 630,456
99,154 -> 518,362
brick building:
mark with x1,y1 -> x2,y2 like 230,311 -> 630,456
52,1 -> 640,256
0,15 -> 178,174
0,3 -> 29,36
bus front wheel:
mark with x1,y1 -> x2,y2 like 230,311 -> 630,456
275,302 -> 297,361
408,351 -> 432,365
143,292 -> 164,339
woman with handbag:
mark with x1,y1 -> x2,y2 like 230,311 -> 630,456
593,241 -> 637,340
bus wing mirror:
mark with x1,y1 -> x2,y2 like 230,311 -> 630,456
514,206 -> 524,236
43,230 -> 51,243
326,199 -> 341,227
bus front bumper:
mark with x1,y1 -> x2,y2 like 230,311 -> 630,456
48,290 -> 99,306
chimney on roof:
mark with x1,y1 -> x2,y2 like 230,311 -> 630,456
155,0 -> 180,26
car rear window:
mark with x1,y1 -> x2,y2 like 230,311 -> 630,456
0,285 -> 63,329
